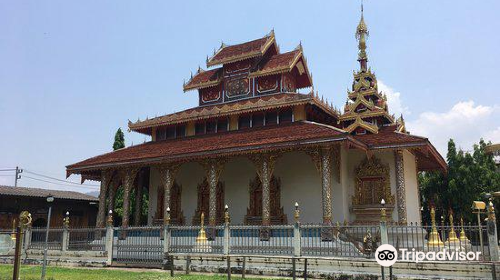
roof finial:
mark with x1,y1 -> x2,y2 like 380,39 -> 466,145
356,0 -> 369,71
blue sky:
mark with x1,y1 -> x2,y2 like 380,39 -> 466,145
1,0 -> 499,193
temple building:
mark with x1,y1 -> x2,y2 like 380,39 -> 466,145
66,9 -> 446,231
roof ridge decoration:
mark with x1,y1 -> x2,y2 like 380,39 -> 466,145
206,30 -> 276,67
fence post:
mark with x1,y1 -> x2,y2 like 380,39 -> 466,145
380,199 -> 389,245
224,205 -> 230,255
23,225 -> 32,251
61,212 -> 70,252
163,207 -> 172,271
487,198 -> 499,261
163,207 -> 171,256
293,202 -> 301,257
105,210 -> 114,266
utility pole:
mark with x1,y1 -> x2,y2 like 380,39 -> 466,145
14,166 -> 23,187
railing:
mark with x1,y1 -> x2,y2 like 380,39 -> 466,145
170,225 -> 224,254
68,227 -> 107,251
29,227 -> 64,250
230,225 -> 294,256
0,229 -> 14,257
114,226 -> 163,266
5,218 -> 496,265
301,224 -> 379,258
387,223 -> 491,261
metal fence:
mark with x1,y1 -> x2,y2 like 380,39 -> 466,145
301,224 -> 380,258
68,227 -> 106,251
8,221 -> 494,265
113,226 -> 163,266
170,225 -> 224,254
230,225 -> 294,256
29,227 -> 63,250
0,229 -> 14,257
388,223 -> 491,261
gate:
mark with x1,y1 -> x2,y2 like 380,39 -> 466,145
113,226 -> 163,267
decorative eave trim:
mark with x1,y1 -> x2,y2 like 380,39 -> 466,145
348,88 -> 382,100
183,79 -> 221,92
340,109 -> 393,122
206,33 -> 276,67
345,116 -> 379,134
348,94 -> 375,112
128,95 -> 319,132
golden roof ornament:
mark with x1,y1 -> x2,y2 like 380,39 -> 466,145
356,1 -> 369,72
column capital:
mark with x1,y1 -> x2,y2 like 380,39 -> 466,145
249,152 -> 280,181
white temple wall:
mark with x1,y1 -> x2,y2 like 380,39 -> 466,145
219,157 -> 253,224
403,150 -> 421,224
274,151 -> 323,224
148,167 -> 159,225
147,148 -> 413,225
177,162 -> 205,225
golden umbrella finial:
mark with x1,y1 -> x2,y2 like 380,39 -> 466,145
427,206 -> 444,248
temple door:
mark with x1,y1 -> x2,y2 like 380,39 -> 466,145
192,178 -> 224,225
154,182 -> 184,225
245,175 -> 287,225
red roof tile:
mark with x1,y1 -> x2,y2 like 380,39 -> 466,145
207,35 -> 275,67
256,50 -> 300,73
354,125 -> 427,148
68,121 -> 349,173
183,68 -> 222,91
353,125 -> 447,171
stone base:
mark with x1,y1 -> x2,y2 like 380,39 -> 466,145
352,205 -> 394,225
192,242 -> 212,253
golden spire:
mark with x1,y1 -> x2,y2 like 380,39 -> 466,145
356,1 -> 369,71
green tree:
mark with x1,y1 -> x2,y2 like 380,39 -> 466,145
113,128 -> 125,150
420,139 -> 500,225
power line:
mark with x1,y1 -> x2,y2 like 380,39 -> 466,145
0,168 -> 16,172
23,169 -> 99,187
21,175 -> 99,190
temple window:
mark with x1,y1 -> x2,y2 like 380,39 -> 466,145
195,122 -> 206,135
166,126 -> 176,139
156,127 -> 167,141
279,108 -> 293,124
206,120 -> 217,134
176,125 -> 186,138
252,113 -> 265,128
265,111 -> 278,125
217,118 -> 228,132
238,115 -> 251,129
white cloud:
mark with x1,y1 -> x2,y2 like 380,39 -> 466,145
407,101 -> 500,156
378,80 -> 410,117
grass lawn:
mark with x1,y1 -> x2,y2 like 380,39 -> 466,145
0,264 -> 271,280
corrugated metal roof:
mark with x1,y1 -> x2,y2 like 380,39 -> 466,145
0,185 -> 98,202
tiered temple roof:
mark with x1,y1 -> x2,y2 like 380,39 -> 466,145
67,16 -> 447,179
339,8 -> 396,135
